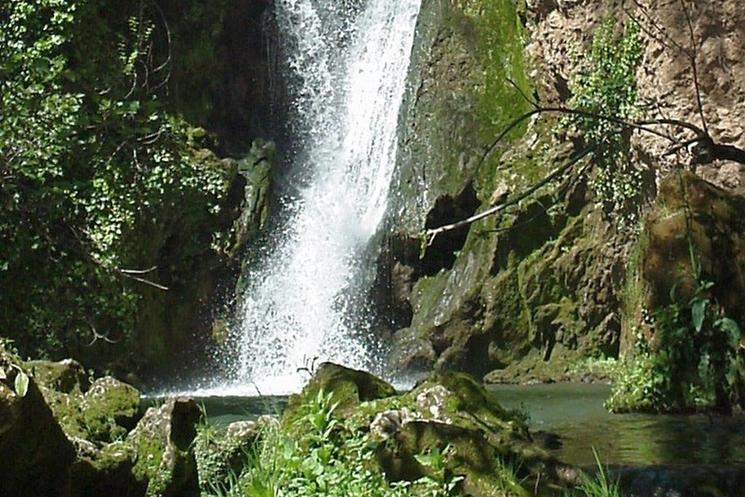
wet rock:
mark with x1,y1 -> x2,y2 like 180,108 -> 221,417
390,326 -> 437,372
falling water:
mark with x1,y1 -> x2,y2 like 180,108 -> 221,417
223,0 -> 421,394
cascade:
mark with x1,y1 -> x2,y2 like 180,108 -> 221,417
223,0 -> 421,394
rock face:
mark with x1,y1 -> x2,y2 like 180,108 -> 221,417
625,172 -> 745,339
388,0 -> 626,382
386,0 -> 745,384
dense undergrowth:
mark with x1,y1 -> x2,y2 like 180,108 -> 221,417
195,389 -> 626,497
0,1 -> 231,364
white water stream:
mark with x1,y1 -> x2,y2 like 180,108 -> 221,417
204,0 -> 421,395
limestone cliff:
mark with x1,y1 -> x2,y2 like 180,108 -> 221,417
385,0 -> 745,383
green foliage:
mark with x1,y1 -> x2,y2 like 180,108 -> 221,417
609,279 -> 744,413
0,0 -> 230,361
14,370 -> 30,397
566,18 -> 643,226
203,390 -> 463,497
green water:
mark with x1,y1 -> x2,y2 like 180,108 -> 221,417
194,383 -> 745,467
489,383 -> 745,466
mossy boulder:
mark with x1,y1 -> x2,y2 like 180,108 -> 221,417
194,419 -> 262,492
82,377 -> 142,441
286,365 -> 576,496
128,397 -> 202,497
0,347 -> 77,497
284,363 -> 397,423
42,375 -> 142,444
26,358 -> 90,394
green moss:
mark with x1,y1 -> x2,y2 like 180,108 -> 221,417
283,363 -> 397,427
132,434 -> 168,492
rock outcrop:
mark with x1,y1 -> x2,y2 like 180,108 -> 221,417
286,363 -> 578,496
1,348 -> 203,497
386,0 -> 745,386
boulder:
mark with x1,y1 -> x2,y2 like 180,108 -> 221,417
195,420 -> 260,491
287,365 -> 576,496
82,376 -> 142,441
26,358 -> 90,393
43,375 -> 142,444
128,397 -> 202,497
0,348 -> 76,497
283,362 -> 397,424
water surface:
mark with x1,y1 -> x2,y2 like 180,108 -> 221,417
489,383 -> 745,466
194,383 -> 745,468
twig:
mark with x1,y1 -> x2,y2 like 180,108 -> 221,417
679,0 -> 709,135
120,266 -> 158,275
119,269 -> 169,291
87,323 -> 120,346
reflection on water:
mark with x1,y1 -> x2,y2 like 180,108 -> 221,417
182,383 -> 745,468
489,383 -> 745,466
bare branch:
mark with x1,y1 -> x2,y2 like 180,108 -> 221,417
87,323 -> 120,346
119,269 -> 169,291
426,146 -> 595,245
119,266 -> 158,275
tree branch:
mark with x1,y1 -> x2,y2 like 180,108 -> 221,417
426,146 -> 595,245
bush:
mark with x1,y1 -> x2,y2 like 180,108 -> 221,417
0,0 -> 230,361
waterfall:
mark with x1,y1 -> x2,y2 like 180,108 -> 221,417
225,0 -> 421,395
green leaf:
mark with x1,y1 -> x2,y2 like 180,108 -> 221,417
14,371 -> 29,398
717,318 -> 741,347
691,299 -> 707,332
0,368 -> 6,381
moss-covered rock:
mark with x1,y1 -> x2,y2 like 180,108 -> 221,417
285,364 -> 577,496
26,358 -> 90,394
0,347 -> 77,497
41,375 -> 141,444
625,172 -> 745,336
128,397 -> 202,497
611,172 -> 745,412
194,420 -> 261,492
284,363 -> 397,424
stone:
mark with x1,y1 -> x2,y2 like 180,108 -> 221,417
26,358 -> 90,394
56,376 -> 142,444
283,363 -> 397,424
0,348 -> 76,497
226,420 -> 258,441
128,397 -> 202,497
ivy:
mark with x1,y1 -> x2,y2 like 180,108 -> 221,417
565,18 -> 643,227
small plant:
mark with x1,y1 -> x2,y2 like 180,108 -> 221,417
565,17 -> 643,227
566,449 -> 622,497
